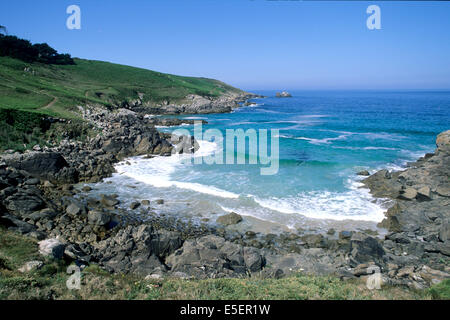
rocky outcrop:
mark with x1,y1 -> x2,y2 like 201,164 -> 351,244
276,91 -> 292,98
128,92 -> 262,115
216,212 -> 243,226
362,130 -> 450,288
166,235 -> 265,279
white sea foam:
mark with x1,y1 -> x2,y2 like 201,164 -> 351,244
251,179 -> 386,222
280,134 -> 350,145
114,140 -> 239,199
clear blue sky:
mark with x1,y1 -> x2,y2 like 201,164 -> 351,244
1,0 -> 450,90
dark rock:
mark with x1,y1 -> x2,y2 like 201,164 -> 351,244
350,233 -> 385,264
2,152 -> 69,180
439,221 -> 450,242
217,212 -> 243,226
130,202 -> 141,210
100,195 -> 120,207
88,210 -> 111,226
339,231 -> 353,240
66,202 -> 86,217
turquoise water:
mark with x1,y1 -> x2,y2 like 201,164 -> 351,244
97,91 -> 450,232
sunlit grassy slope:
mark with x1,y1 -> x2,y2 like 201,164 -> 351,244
0,56 -> 243,119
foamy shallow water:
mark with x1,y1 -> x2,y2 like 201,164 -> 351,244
89,91 -> 449,234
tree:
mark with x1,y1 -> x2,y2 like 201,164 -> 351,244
0,25 -> 6,35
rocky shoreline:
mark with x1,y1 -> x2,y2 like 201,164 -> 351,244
0,100 -> 448,289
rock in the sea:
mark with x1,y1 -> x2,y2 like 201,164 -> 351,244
217,212 -> 243,226
100,195 -> 120,207
357,170 -> 370,176
130,202 -> 141,210
276,91 -> 292,98
38,239 -> 66,259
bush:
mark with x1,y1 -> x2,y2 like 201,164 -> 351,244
0,34 -> 74,65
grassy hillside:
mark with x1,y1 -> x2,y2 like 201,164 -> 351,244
0,56 -> 244,151
0,56 -> 243,119
2,227 -> 446,300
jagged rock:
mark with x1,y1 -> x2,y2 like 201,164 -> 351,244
2,152 -> 68,178
439,221 -> 450,242
5,192 -> 46,217
350,233 -> 385,264
66,202 -> 86,217
100,195 -> 119,207
150,230 -> 183,258
437,242 -> 450,256
399,187 -> 417,200
417,186 -> 431,201
217,212 -> 243,226
131,254 -> 167,276
88,210 -> 111,226
419,265 -> 450,285
130,202 -> 141,210
436,130 -> 450,153
166,235 -> 265,278
38,239 -> 66,259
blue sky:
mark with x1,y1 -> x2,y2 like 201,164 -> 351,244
1,0 -> 450,90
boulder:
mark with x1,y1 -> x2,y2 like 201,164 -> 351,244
5,192 -> 46,217
439,221 -> 450,242
217,212 -> 243,226
350,233 -> 385,263
88,210 -> 111,226
2,152 -> 68,177
130,202 -> 141,210
150,230 -> 183,258
18,261 -> 44,273
66,202 -> 86,217
38,239 -> 66,259
399,188 -> 417,201
100,195 -> 120,207
417,186 -> 431,201
436,130 -> 450,153
357,170 -> 370,176
243,247 -> 265,272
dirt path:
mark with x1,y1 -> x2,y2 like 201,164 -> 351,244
42,96 -> 58,110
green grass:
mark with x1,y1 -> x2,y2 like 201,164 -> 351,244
0,55 -> 244,151
0,56 -> 244,119
0,227 -> 444,300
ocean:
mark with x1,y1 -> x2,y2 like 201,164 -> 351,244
90,91 -> 450,233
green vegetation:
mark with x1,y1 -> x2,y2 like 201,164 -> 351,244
0,227 -> 444,300
0,34 -> 74,65
0,55 -> 242,119
0,35 -> 242,151
0,108 -> 97,152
